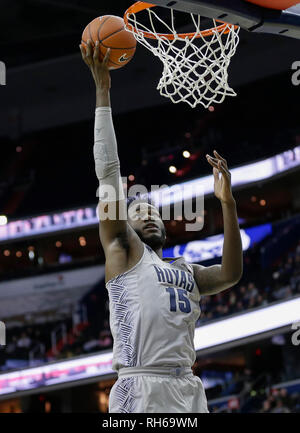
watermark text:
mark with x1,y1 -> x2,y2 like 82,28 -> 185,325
97,180 -> 204,232
0,321 -> 6,346
0,61 -> 6,85
291,61 -> 300,86
291,321 -> 300,346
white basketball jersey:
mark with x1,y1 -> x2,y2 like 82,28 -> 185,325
106,243 -> 201,371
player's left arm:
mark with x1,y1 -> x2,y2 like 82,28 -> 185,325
192,150 -> 243,296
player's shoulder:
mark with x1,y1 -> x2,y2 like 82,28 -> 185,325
164,256 -> 195,275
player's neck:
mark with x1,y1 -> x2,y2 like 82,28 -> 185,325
153,247 -> 163,259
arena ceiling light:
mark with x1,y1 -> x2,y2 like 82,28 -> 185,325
0,216 -> 7,226
151,145 -> 300,207
0,145 -> 299,243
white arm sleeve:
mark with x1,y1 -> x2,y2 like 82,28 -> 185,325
94,106 -> 125,202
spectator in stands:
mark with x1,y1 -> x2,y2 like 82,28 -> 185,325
248,297 -> 256,309
246,282 -> 258,302
238,285 -> 247,298
228,292 -> 237,314
83,336 -> 101,353
291,392 -> 300,412
235,301 -> 244,313
279,388 -> 292,406
271,398 -> 291,413
5,336 -> 18,355
15,332 -> 32,360
17,332 -> 31,349
291,269 -> 300,293
32,329 -> 42,346
259,387 -> 297,413
260,399 -> 271,413
3,230 -> 300,371
98,329 -> 112,348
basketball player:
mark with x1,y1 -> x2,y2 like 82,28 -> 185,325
80,40 -> 243,413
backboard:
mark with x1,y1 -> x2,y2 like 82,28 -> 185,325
150,0 -> 300,39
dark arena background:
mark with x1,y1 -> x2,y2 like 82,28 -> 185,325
0,0 -> 300,415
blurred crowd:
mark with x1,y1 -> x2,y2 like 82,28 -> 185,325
1,234 -> 300,393
0,319 -> 113,369
0,326 -> 46,368
259,388 -> 300,413
211,387 -> 300,413
56,319 -> 112,361
200,239 -> 300,324
207,364 -> 300,413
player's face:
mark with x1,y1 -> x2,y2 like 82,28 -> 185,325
128,202 -> 166,250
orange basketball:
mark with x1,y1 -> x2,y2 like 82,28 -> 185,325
81,15 -> 137,70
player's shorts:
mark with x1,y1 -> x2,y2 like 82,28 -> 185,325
109,366 -> 209,413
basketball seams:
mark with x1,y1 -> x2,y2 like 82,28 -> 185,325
82,16 -> 111,44
82,15 -> 136,68
100,28 -> 125,44
80,42 -> 134,65
97,16 -> 112,41
99,26 -> 136,64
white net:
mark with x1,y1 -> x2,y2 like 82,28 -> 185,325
125,6 -> 240,109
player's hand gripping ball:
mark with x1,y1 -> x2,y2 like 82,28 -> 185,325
81,15 -> 137,70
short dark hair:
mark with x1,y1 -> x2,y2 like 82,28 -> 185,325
126,195 -> 155,210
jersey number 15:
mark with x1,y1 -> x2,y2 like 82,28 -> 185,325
165,287 -> 191,313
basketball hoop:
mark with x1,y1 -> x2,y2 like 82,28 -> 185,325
124,2 -> 240,108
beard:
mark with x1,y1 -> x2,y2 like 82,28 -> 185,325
134,226 -> 166,250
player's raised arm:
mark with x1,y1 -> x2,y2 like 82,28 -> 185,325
79,40 -> 143,277
192,150 -> 243,295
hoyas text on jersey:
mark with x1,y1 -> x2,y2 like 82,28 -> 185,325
153,265 -> 195,293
